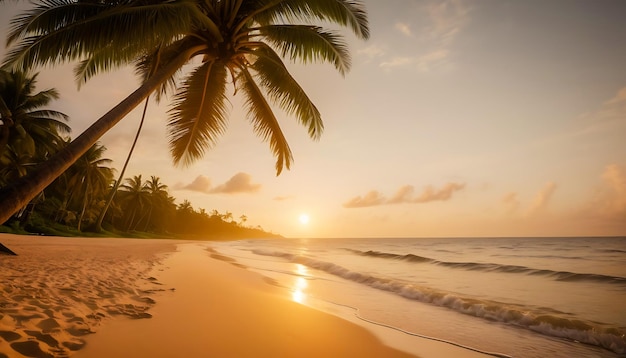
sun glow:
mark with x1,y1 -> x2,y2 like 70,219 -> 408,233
299,213 -> 310,225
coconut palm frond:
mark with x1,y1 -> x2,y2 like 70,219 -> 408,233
259,25 -> 350,75
134,38 -> 204,102
238,66 -> 292,175
4,0 -> 198,70
21,88 -> 60,108
250,44 -> 323,140
167,61 -> 229,166
74,42 -> 149,87
253,0 -> 369,40
27,112 -> 71,132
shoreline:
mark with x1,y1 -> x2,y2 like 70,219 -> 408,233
1,234 -> 492,357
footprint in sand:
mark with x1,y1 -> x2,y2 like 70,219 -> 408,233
9,341 -> 53,358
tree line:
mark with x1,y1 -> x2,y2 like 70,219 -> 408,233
0,69 -> 277,239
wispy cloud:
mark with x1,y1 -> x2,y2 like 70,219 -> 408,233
343,190 -> 386,208
273,195 -> 294,201
343,182 -> 465,208
500,183 -> 558,217
415,182 -> 466,203
416,49 -> 451,73
357,44 -> 386,61
592,164 -> 626,219
576,86 -> 626,133
562,164 -> 625,233
527,182 -> 557,216
395,22 -> 412,37
174,172 -> 261,195
426,0 -> 470,46
604,87 -> 626,105
380,56 -> 414,69
378,0 -> 470,73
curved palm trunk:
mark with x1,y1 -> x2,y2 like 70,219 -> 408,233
94,97 -> 150,232
0,48 -> 195,225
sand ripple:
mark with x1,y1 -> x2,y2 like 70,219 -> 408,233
0,235 -> 175,357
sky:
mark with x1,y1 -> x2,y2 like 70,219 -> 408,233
1,0 -> 625,238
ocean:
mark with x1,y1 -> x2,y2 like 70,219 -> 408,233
210,237 -> 626,358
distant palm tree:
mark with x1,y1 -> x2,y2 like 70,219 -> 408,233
0,70 -> 70,180
63,143 -> 114,231
141,175 -> 169,231
116,174 -> 150,231
178,200 -> 194,214
0,0 -> 369,224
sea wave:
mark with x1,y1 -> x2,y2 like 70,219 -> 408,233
252,249 -> 626,355
348,249 -> 626,285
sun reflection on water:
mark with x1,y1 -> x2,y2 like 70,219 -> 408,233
291,264 -> 308,304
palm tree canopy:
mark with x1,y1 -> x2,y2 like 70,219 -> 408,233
65,142 -> 114,204
3,0 -> 369,174
0,69 -> 70,182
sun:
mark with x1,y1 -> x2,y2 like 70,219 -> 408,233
299,213 -> 310,225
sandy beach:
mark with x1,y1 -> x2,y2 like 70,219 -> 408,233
0,234 -> 493,358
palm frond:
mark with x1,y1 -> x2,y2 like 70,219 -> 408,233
4,0 -> 199,70
252,0 -> 369,40
74,42 -> 148,87
27,112 -> 71,132
167,61 -> 229,166
134,37 -> 204,102
22,88 -> 60,108
258,24 -> 350,75
250,44 -> 323,140
238,66 -> 292,175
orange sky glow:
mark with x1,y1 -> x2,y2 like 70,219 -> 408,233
1,0 -> 625,238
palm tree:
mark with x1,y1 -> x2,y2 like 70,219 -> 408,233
141,175 -> 169,231
0,70 -> 70,177
0,0 -> 369,224
0,70 -> 70,227
116,174 -> 150,231
63,143 -> 114,231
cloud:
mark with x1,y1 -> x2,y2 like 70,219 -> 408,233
416,49 -> 450,72
176,175 -> 212,193
175,172 -> 261,195
395,22 -> 412,37
379,50 -> 451,72
344,182 -> 465,208
380,56 -> 414,69
343,190 -> 386,208
358,44 -> 386,60
426,0 -> 470,46
591,164 -> 626,219
273,195 -> 294,201
527,182 -> 557,216
376,0 -> 470,73
581,86 -> 626,125
604,87 -> 626,105
388,185 -> 415,204
414,182 -> 465,203
210,172 -> 261,194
